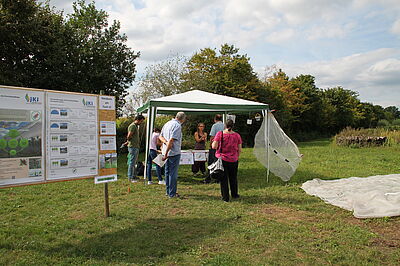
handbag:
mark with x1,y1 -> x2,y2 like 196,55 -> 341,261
208,132 -> 224,180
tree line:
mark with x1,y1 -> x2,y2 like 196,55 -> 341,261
134,44 -> 400,141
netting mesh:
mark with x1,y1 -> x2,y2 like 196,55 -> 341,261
253,112 -> 302,181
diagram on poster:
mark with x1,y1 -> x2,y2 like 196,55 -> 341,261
100,121 -> 116,135
46,92 -> 98,180
100,136 -> 116,151
0,87 -> 45,186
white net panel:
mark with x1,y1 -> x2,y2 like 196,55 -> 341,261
253,112 -> 302,181
301,174 -> 400,218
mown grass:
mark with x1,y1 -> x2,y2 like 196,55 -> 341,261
1,139 -> 400,265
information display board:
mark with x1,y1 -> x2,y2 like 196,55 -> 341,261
0,86 -> 117,188
0,87 -> 45,186
46,92 -> 98,180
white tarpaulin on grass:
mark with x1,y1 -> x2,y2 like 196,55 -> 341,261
301,174 -> 400,218
253,112 -> 302,181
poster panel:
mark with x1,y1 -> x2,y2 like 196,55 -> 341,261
97,95 -> 117,178
0,87 -> 45,186
99,96 -> 116,110
46,92 -> 98,180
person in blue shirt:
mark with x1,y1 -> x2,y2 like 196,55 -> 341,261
159,112 -> 187,198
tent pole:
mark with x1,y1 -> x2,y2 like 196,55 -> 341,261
223,112 -> 227,124
143,106 -> 153,184
266,109 -> 270,183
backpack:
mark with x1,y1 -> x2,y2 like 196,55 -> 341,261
136,161 -> 144,176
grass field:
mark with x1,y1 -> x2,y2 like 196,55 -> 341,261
1,139 -> 400,265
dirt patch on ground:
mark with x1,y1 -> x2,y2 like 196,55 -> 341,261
367,220 -> 400,249
346,216 -> 400,249
68,211 -> 86,220
168,207 -> 187,216
255,205 -> 316,224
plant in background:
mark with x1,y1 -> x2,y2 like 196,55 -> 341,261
377,119 -> 390,127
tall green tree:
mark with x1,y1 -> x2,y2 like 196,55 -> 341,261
181,44 -> 265,102
383,106 -> 400,122
0,0 -> 65,86
263,70 -> 307,132
321,87 -> 362,132
0,0 -> 139,115
290,74 -> 328,133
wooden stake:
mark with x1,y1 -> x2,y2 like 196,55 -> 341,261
104,182 -> 110,217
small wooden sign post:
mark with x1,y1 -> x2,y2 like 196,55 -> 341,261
97,90 -> 118,218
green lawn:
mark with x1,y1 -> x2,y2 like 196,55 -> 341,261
1,139 -> 399,265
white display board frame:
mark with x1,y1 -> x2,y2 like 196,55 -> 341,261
0,85 -> 115,188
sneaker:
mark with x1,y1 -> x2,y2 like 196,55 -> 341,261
158,180 -> 166,185
147,181 -> 153,185
130,179 -> 138,183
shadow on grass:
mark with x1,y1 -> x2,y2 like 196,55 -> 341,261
35,217 -> 230,264
237,168 -> 332,189
186,191 -> 320,207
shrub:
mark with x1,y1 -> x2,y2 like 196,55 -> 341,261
392,119 -> 400,126
377,119 -> 390,127
334,127 -> 400,147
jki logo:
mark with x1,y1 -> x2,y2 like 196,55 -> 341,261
82,98 -> 94,106
25,93 -> 40,103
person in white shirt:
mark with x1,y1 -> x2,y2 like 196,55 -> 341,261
146,128 -> 165,185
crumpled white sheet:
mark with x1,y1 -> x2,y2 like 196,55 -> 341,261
301,174 -> 400,218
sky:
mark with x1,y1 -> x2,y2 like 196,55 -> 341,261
49,0 -> 400,107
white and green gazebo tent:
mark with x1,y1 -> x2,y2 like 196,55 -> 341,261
136,89 -> 301,182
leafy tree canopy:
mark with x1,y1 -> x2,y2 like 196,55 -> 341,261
181,44 -> 265,102
0,0 -> 139,115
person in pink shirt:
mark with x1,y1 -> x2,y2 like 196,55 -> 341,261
212,119 -> 242,202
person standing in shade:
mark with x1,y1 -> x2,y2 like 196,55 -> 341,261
126,114 -> 145,183
159,112 -> 186,198
204,114 -> 224,183
192,122 -> 207,176
146,128 -> 165,185
212,119 -> 242,202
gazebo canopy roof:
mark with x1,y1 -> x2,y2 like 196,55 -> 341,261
137,90 -> 269,114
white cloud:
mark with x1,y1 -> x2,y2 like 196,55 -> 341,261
269,0 -> 350,24
307,23 -> 356,40
47,0 -> 400,64
281,48 -> 400,107
48,0 -> 74,14
391,19 -> 400,35
266,29 -> 295,44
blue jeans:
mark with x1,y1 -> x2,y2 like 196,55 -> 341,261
146,149 -> 163,182
165,154 -> 181,197
127,147 -> 139,180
